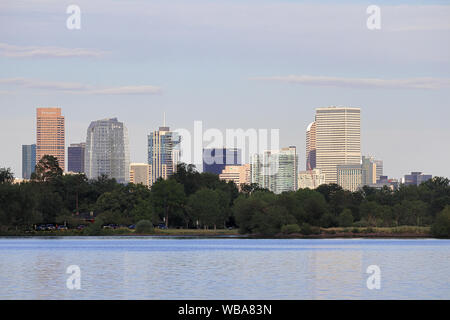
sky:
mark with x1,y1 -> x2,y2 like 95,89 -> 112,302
0,0 -> 449,179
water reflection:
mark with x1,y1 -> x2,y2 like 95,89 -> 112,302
0,238 -> 448,300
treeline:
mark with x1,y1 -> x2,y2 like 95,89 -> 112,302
0,156 -> 449,237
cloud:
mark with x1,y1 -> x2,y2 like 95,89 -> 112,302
249,75 -> 450,90
0,78 -> 162,95
0,43 -> 107,58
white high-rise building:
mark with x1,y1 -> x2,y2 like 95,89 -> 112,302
85,118 -> 130,184
315,107 -> 361,184
250,147 -> 298,194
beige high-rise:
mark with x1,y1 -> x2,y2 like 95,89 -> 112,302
36,107 -> 65,171
219,164 -> 251,190
130,163 -> 152,187
315,107 -> 361,184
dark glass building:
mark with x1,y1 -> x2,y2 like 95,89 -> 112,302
404,172 -> 432,186
202,148 -> 242,175
22,144 -> 36,179
68,143 -> 86,173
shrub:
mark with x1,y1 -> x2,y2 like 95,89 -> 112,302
431,206 -> 450,238
281,224 -> 301,234
338,209 -> 354,227
351,228 -> 360,233
300,223 -> 313,235
136,220 -> 154,234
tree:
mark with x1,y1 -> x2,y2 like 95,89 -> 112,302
188,189 -> 222,229
338,209 -> 354,227
151,179 -> 186,228
32,155 -> 63,182
0,168 -> 14,184
431,206 -> 450,237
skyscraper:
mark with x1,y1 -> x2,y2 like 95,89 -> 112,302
306,121 -> 316,170
315,106 -> 361,184
36,107 -> 65,171
203,148 -> 242,175
22,144 -> 36,179
361,156 -> 377,186
374,159 -> 383,181
148,125 -> 181,185
251,147 -> 298,194
85,118 -> 130,184
68,143 -> 86,173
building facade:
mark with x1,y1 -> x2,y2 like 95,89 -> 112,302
337,164 -> 362,192
68,143 -> 86,173
404,172 -> 432,186
130,163 -> 152,187
22,144 -> 36,179
36,107 -> 65,171
219,164 -> 251,190
203,148 -> 242,175
306,121 -> 317,170
85,118 -> 130,184
298,169 -> 326,190
361,156 -> 377,186
251,147 -> 298,194
148,126 -> 181,185
315,107 -> 361,184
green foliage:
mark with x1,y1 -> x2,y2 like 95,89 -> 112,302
83,218 -> 104,236
0,160 -> 449,238
0,168 -> 14,184
281,224 -> 301,234
135,220 -> 154,234
338,209 -> 354,227
32,155 -> 63,182
431,206 -> 450,238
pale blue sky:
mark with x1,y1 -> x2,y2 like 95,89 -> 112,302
0,0 -> 449,179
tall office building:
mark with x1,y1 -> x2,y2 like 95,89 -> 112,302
361,156 -> 377,186
337,164 -> 362,192
130,163 -> 152,187
22,144 -> 36,179
85,118 -> 130,184
36,107 -> 65,171
68,143 -> 86,173
148,125 -> 181,185
306,121 -> 317,170
374,159 -> 383,181
203,148 -> 242,175
251,147 -> 298,194
315,106 -> 361,184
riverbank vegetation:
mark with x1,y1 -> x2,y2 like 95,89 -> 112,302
1,156 -> 449,238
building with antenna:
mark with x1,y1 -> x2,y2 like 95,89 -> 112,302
147,116 -> 181,185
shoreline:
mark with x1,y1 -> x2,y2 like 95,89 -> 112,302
0,227 -> 443,239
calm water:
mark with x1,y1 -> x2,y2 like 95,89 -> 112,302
0,237 -> 448,300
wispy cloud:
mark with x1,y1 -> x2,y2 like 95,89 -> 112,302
249,75 -> 450,90
0,43 -> 107,58
0,78 -> 162,95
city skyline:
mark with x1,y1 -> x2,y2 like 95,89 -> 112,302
1,1 -> 449,180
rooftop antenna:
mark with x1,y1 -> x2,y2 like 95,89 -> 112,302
163,112 -> 166,127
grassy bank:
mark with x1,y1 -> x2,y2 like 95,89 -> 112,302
0,226 -> 436,238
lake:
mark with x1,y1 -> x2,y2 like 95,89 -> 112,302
0,237 -> 448,300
